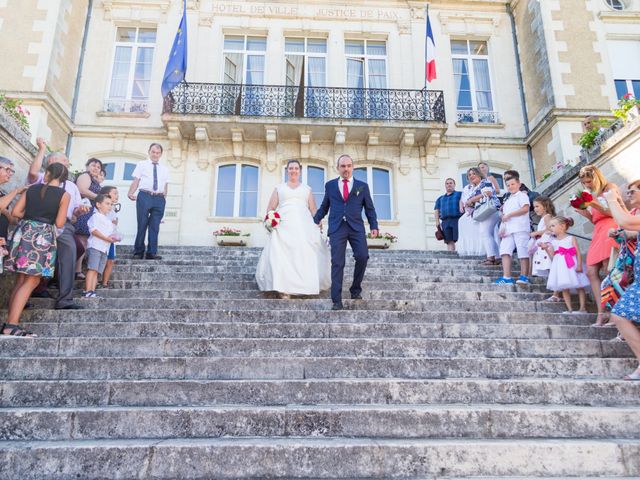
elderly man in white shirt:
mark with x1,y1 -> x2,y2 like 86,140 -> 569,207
127,143 -> 169,260
27,139 -> 90,309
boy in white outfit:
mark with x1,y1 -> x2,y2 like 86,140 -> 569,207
84,194 -> 118,297
495,176 -> 531,285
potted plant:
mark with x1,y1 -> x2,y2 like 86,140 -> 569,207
0,93 -> 30,135
612,93 -> 640,123
213,227 -> 250,246
366,232 -> 398,249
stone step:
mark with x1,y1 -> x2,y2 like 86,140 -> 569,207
102,271 -> 530,283
22,321 -> 616,340
18,308 -> 602,326
2,404 -> 639,441
1,356 -> 633,381
110,262 -> 506,272
88,279 -> 554,293
71,289 -> 564,303
2,379 -> 637,408
114,258 -> 501,267
1,437 -> 639,478
24,297 -> 574,312
0,337 -> 628,359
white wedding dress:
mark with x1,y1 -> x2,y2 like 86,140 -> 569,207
255,183 -> 331,295
457,184 -> 485,256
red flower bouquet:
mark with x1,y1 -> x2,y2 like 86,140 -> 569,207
569,190 -> 593,210
264,210 -> 281,232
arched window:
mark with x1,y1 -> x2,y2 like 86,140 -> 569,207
353,167 -> 392,220
283,164 -> 326,206
102,161 -> 137,182
214,164 -> 259,217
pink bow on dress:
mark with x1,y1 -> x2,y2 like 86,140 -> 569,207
555,246 -> 577,269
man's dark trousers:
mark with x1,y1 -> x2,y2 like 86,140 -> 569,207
329,221 -> 369,304
55,222 -> 76,308
134,191 -> 165,256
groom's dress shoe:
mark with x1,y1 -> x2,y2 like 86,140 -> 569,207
332,302 -> 344,311
351,293 -> 363,300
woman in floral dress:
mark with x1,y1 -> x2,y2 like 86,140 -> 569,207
605,185 -> 640,380
2,163 -> 70,337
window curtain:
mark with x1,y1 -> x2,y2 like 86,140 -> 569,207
132,47 -> 154,100
109,47 -> 132,99
472,59 -> 493,111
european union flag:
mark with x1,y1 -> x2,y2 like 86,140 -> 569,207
161,0 -> 188,97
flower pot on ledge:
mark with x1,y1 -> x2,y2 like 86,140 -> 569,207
366,237 -> 389,249
216,235 -> 248,246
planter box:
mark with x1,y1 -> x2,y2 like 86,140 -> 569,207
367,237 -> 390,249
216,235 -> 249,246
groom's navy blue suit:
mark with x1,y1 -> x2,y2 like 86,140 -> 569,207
314,178 -> 378,304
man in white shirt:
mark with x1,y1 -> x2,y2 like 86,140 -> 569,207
127,143 -> 169,260
28,139 -> 89,309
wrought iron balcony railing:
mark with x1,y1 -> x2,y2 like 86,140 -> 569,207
163,82 -> 446,123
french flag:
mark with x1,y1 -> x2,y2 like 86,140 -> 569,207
425,9 -> 437,83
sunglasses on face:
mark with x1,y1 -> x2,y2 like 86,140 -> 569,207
0,166 -> 15,175
627,189 -> 640,195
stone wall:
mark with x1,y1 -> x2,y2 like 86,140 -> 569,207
540,117 -> 640,253
0,108 -> 36,306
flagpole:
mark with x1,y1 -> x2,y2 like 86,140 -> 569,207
424,3 -> 429,91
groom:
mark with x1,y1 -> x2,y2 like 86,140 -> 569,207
314,154 -> 378,310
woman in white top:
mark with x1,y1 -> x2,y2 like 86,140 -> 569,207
255,160 -> 330,297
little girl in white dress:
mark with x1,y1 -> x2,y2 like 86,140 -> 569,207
542,216 -> 590,314
529,198 -> 554,277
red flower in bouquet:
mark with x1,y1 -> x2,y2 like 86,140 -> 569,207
264,210 -> 281,232
569,190 -> 593,210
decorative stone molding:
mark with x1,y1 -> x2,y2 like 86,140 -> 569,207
231,128 -> 244,159
265,127 -> 278,172
167,123 -> 184,169
102,0 -> 171,23
399,129 -> 415,175
366,133 -> 379,161
334,128 -> 347,145
421,131 -> 442,175
438,11 -> 501,37
194,124 -> 210,170
299,131 -> 311,159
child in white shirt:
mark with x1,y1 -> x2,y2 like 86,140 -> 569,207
98,186 -> 121,288
495,176 -> 531,285
84,194 -> 118,297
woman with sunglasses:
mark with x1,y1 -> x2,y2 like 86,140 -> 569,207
0,157 -> 27,258
604,183 -> 640,380
573,165 -> 621,326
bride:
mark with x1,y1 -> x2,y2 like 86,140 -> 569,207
255,160 -> 331,297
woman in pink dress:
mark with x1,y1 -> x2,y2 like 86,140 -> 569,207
573,165 -> 620,326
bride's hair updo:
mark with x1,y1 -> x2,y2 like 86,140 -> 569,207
286,159 -> 302,169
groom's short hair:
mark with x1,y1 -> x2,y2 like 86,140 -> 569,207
336,154 -> 353,167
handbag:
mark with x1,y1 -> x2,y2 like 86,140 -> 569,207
435,225 -> 444,241
473,198 -> 498,222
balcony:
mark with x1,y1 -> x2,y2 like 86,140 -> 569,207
456,110 -> 500,124
163,82 -> 446,123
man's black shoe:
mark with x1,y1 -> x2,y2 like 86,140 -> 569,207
351,293 -> 363,300
31,290 -> 52,298
55,304 -> 84,310
331,302 -> 344,311
132,253 -> 144,259
145,254 -> 162,260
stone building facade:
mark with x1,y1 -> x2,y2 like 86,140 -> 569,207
0,0 -> 637,248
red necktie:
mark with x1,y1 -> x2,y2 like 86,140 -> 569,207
342,179 -> 349,202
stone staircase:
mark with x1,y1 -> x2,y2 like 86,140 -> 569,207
1,246 -> 639,479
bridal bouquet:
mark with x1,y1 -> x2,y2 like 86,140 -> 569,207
264,210 -> 281,232
569,190 -> 593,210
